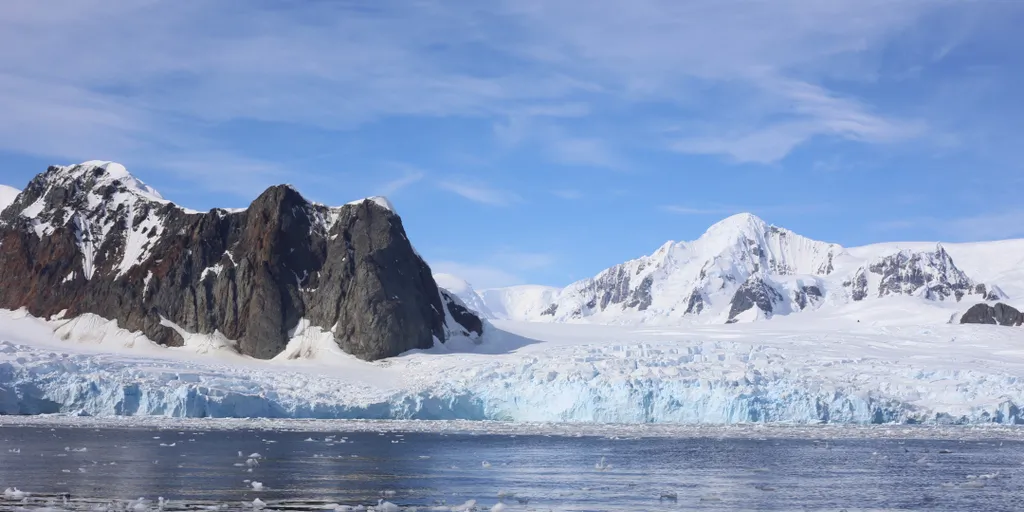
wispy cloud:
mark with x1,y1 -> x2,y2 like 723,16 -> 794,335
546,134 -> 620,168
947,211 -> 1024,240
661,202 -> 834,217
378,168 -> 426,196
873,211 -> 1024,241
671,79 -> 924,163
660,205 -> 737,215
0,0 -> 999,187
438,180 -> 521,206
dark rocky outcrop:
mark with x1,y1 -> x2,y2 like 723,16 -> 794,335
842,246 -> 991,303
684,288 -> 705,315
727,276 -> 784,322
440,291 -> 484,337
793,285 -> 823,310
960,303 -> 1023,327
0,162 -> 482,361
561,264 -> 655,315
867,247 -> 975,301
539,303 -> 558,316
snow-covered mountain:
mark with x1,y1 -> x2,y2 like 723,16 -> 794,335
0,184 -> 19,212
448,213 -> 1011,325
0,161 -> 483,361
434,274 -> 495,319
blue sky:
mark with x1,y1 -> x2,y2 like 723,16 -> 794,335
1,1 -> 1022,288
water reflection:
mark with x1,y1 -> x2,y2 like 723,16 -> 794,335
0,427 -> 1022,511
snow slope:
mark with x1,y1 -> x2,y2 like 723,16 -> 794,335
3,304 -> 1024,424
0,185 -> 18,212
434,274 -> 495,318
468,214 -> 1017,325
478,285 -> 563,320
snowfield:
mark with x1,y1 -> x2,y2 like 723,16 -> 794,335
3,299 -> 1024,424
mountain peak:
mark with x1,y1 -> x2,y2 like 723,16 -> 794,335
345,195 -> 395,213
55,161 -> 166,202
702,212 -> 770,240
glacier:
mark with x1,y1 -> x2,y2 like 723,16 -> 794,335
3,306 -> 1024,424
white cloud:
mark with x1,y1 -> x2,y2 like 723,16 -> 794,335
438,180 -> 521,206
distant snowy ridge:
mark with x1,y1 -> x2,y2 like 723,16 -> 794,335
457,213 -> 1013,325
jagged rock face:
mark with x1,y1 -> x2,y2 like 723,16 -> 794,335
973,284 -> 1006,302
727,277 -> 784,322
844,270 -> 870,302
792,285 -> 823,310
555,263 -> 655,319
868,247 -> 974,301
841,247 -> 987,303
0,162 -> 481,361
960,303 -> 1023,327
440,291 -> 484,337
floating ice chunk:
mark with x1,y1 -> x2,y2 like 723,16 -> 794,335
251,481 -> 263,491
491,503 -> 508,512
246,458 -> 260,467
248,453 -> 263,459
452,500 -> 477,512
481,461 -> 491,468
252,497 -> 266,509
374,500 -> 399,512
3,488 -> 29,500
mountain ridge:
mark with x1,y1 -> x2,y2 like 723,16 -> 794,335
441,213 -> 1014,325
0,161 -> 483,361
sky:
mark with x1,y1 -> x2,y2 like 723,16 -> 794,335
1,1 -> 1023,289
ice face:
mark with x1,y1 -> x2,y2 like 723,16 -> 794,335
3,310 -> 1023,424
